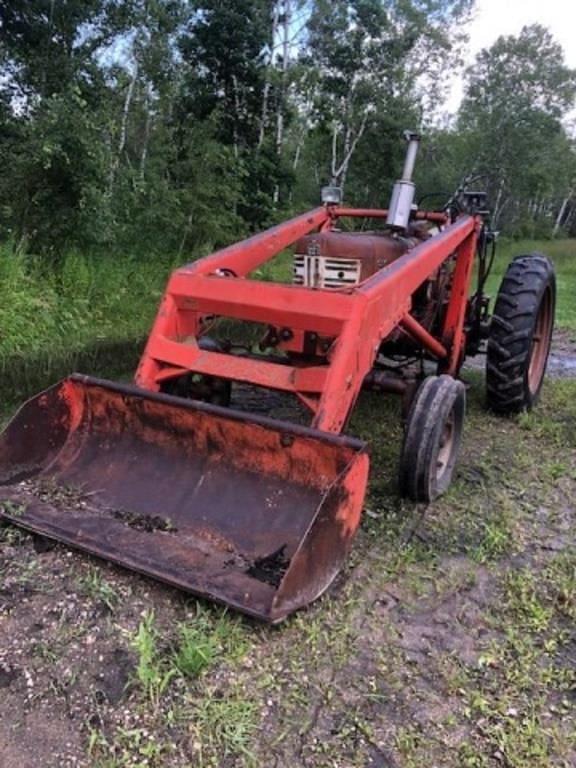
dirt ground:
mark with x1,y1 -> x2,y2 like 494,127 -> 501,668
0,334 -> 575,768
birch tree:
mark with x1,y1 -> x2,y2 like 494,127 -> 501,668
459,25 -> 576,234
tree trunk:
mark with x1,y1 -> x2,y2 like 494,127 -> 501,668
231,75 -> 241,160
292,94 -> 313,172
553,190 -> 573,237
272,0 -> 292,204
275,0 -> 291,155
258,2 -> 280,150
492,177 -> 506,229
177,210 -> 194,260
331,119 -> 339,181
109,65 -> 138,194
331,109 -> 369,195
139,85 -> 152,181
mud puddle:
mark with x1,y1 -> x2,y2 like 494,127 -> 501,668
465,328 -> 576,378
547,329 -> 576,376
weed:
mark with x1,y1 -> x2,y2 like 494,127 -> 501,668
79,567 -> 119,611
457,743 -> 490,767
32,640 -> 60,664
544,553 -> 576,620
89,725 -> 170,768
173,605 -> 249,678
484,704 -> 567,768
395,725 -> 422,756
189,691 -> 258,767
131,610 -> 176,709
0,501 -> 27,518
173,623 -> 219,678
471,513 -> 513,562
87,727 -> 108,758
502,570 -> 552,633
0,524 -> 30,546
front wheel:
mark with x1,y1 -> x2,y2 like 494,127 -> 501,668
486,254 -> 555,414
398,375 -> 466,502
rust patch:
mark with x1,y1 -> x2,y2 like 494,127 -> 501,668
192,526 -> 236,553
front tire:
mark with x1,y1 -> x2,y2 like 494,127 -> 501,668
398,375 -> 466,502
486,254 -> 555,414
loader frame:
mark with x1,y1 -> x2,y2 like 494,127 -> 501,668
136,205 -> 481,433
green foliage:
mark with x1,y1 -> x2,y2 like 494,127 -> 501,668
130,606 -> 249,709
0,0 -> 525,254
458,25 -> 576,235
190,694 -> 258,766
299,0 -> 472,200
173,607 -> 249,679
172,623 -> 219,679
131,610 -> 177,708
0,241 -> 173,403
0,4 -> 574,277
0,0 -> 110,99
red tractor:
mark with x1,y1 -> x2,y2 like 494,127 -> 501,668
0,133 -> 555,621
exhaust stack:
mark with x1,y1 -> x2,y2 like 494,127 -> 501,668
386,131 -> 421,230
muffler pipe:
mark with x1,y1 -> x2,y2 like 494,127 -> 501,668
386,131 -> 421,231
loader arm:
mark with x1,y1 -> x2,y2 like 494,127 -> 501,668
136,210 -> 479,433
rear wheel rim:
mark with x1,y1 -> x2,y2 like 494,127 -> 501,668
528,287 -> 554,396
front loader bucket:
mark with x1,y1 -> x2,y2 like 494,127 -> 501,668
0,375 -> 368,622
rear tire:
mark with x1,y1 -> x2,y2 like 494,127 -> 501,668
486,254 -> 555,414
398,375 -> 466,502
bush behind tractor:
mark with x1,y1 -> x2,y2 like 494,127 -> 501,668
0,133 -> 555,621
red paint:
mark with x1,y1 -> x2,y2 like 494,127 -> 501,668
137,207 -> 479,431
401,314 -> 448,360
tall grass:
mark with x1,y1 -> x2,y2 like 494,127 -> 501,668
0,244 -> 175,403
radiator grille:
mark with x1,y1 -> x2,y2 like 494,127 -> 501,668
293,254 -> 361,289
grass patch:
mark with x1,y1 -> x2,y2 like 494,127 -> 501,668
188,692 -> 258,768
0,247 -> 173,356
130,606 -> 250,703
89,725 -> 172,768
173,608 -> 248,679
501,570 -> 554,633
485,238 -> 576,330
459,552 -> 576,767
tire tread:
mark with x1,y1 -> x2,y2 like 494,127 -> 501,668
486,253 -> 555,414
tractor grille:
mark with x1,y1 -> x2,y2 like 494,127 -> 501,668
293,254 -> 361,290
